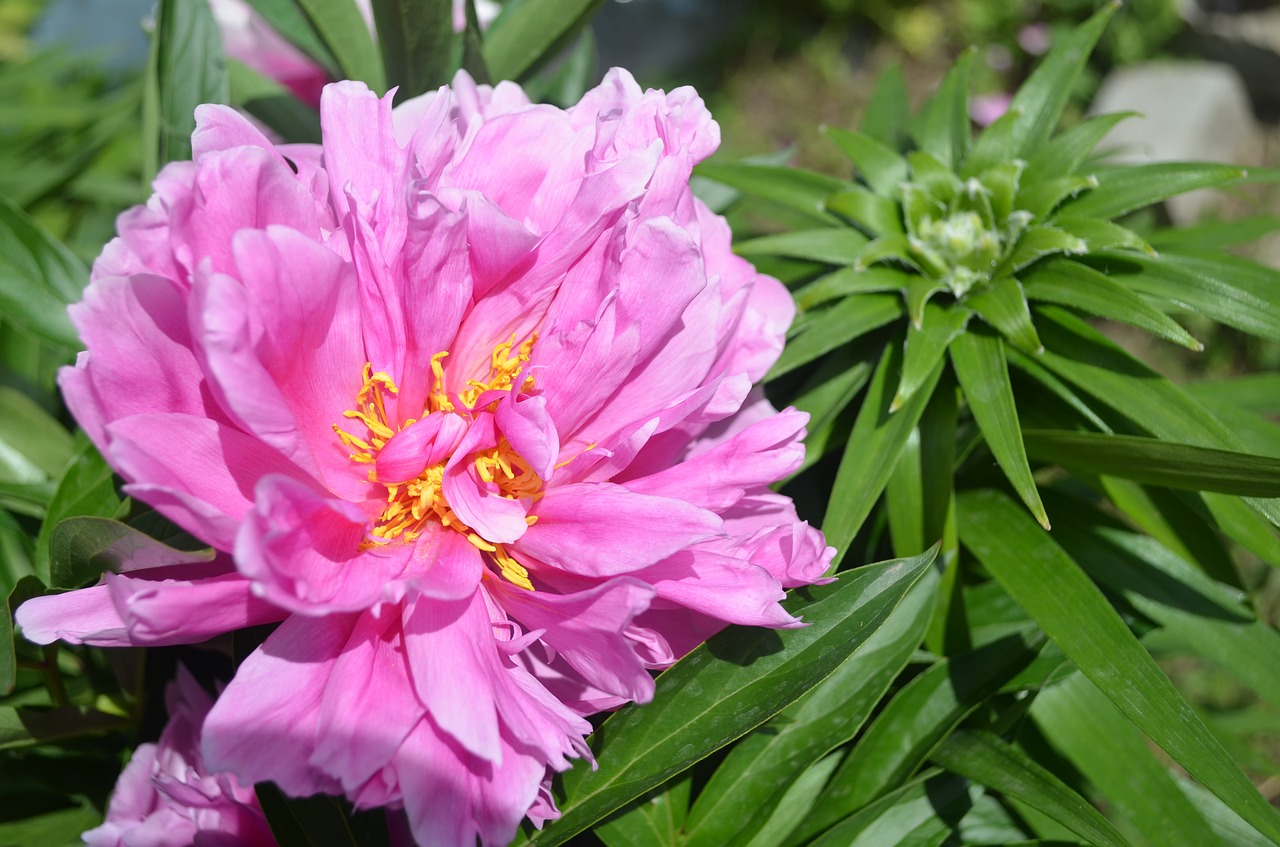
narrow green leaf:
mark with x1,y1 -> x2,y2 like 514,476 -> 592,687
696,163 -> 848,224
0,386 -> 72,480
0,801 -> 102,847
1005,346 -> 1111,433
295,0 -> 385,90
256,782 -> 393,847
596,773 -> 691,847
859,63 -> 909,146
1176,774 -> 1279,847
1005,3 -> 1118,157
886,428 -> 925,558
895,302 -> 970,410
524,550 -> 936,846
370,0 -> 454,100
0,706 -> 129,750
854,234 -> 919,272
930,730 -> 1131,847
1050,216 -> 1153,255
1022,259 -> 1200,350
483,0 -> 605,82
682,567 -> 938,847
740,753 -> 842,847
1024,430 -> 1280,497
912,48 -> 973,170
244,0 -> 340,75
767,293 -> 903,381
1147,215 -> 1280,252
810,773 -> 973,847
968,276 -> 1042,354
958,489 -> 1280,843
1003,226 -> 1086,275
1021,111 -> 1136,186
1031,674 -> 1221,847
792,631 -> 1044,844
1015,174 -> 1098,219
960,108 -> 1022,179
459,0 -> 493,85
1107,250 -> 1280,344
790,342 -> 877,439
1186,373 -> 1280,416
951,331 -> 1048,528
826,188 -> 904,237
2,577 -> 43,696
825,127 -> 909,199
735,227 -> 867,265
227,60 -> 322,143
1061,163 -> 1248,220
823,339 -> 943,568
147,0 -> 229,176
0,194 -> 88,348
794,266 -> 912,311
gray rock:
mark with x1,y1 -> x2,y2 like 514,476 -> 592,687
1090,61 -> 1261,225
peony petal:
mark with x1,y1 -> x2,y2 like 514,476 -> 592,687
15,585 -> 130,646
515,482 -> 721,576
106,570 -> 287,645
495,393 -> 558,482
638,547 -> 797,628
202,613 -> 354,797
443,414 -> 530,545
375,411 -> 467,484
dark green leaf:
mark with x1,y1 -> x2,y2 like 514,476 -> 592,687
696,163 -> 848,224
810,773 -> 973,847
1147,216 -> 1280,252
0,801 -> 101,847
0,706 -> 129,750
826,188 -> 904,237
295,0 -> 385,90
50,516 -> 214,590
793,266 -> 914,311
2,577 -> 44,696
0,194 -> 87,348
767,293 -> 903,381
1050,216 -> 1153,254
1003,226 -> 1086,275
958,489 -> 1280,843
34,439 -> 120,584
459,0 -> 493,85
523,549 -> 936,846
859,63 -> 909,146
825,127 -> 909,199
1005,3 -> 1117,157
968,276 -> 1042,354
1021,259 -> 1200,350
595,772 -> 691,847
1061,163 -> 1247,220
244,0 -> 340,75
735,228 -> 867,265
951,331 -> 1049,528
227,60 -> 322,144
895,302 -> 969,410
371,0 -> 454,101
793,632 -> 1044,844
886,428 -> 925,557
912,48 -> 972,170
146,0 -> 229,179
256,783 -> 393,847
824,339 -> 943,567
482,0 -> 604,82
930,730 -> 1131,847
790,342 -> 877,439
1021,111 -> 1136,186
1024,430 -> 1280,497
682,568 -> 937,847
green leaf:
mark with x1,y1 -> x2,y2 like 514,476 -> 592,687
859,63 -> 909,146
951,331 -> 1049,528
595,773 -> 691,847
823,339 -> 943,568
523,549 -> 936,846
256,783 -> 393,847
1020,111 -> 1136,186
1002,225 -> 1086,275
1050,216 -> 1153,255
825,127 -> 909,199
912,48 -> 972,171
482,0 -> 604,82
0,706 -> 129,750
793,266 -> 914,311
295,0 -> 385,90
0,387 -> 72,482
227,60 -> 322,144
682,567 -> 937,847
854,234 -> 921,272
1015,174 -> 1098,219
0,194 -> 88,348
1061,163 -> 1248,220
967,276 -> 1042,354
790,342 -> 877,439
826,188 -> 904,237
960,108 -> 1022,179
930,730 -> 1131,847
739,753 -> 843,847
33,439 -> 120,584
459,0 -> 493,85
1023,430 -> 1280,497
1176,774 -> 1280,847
1107,250 -> 1280,344
895,302 -> 970,410
735,228 -> 868,265
1021,259 -> 1200,350
2,576 -> 43,696
1005,2 -> 1118,158
1185,373 -> 1280,416
1147,215 -> 1280,251
1031,674 -> 1222,847
767,293 -> 903,381
792,631 -> 1044,844
371,0 -> 454,101
1047,499 -> 1280,711
244,0 -> 340,75
145,0 -> 229,180
49,516 -> 214,590
0,801 -> 101,847
808,773 -> 973,847
696,163 -> 848,224
886,428 -> 925,557
958,489 -> 1280,843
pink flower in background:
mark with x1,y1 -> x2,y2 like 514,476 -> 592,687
209,0 -> 499,107
82,666 -> 277,847
19,69 -> 831,846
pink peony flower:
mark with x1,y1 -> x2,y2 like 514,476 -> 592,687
19,70 -> 832,846
82,666 -> 277,847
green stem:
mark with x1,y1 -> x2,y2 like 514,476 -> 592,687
41,645 -> 70,708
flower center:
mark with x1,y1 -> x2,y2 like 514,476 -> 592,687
332,337 -> 541,590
